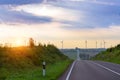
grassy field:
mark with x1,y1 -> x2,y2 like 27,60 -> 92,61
2,60 -> 72,80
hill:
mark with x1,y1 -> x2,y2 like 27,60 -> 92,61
0,44 -> 70,80
92,44 -> 120,64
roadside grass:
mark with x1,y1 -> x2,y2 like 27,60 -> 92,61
91,44 -> 120,64
4,60 -> 72,80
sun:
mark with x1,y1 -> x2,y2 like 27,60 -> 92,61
14,39 -> 24,47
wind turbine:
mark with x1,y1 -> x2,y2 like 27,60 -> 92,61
103,40 -> 106,49
100,41 -> 102,48
61,40 -> 63,49
85,40 -> 87,49
96,41 -> 97,49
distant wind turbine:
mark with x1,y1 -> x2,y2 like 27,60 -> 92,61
61,40 -> 63,49
96,41 -> 97,49
85,40 -> 87,49
103,40 -> 106,49
100,41 -> 102,48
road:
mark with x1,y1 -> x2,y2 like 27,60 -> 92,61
58,60 -> 120,80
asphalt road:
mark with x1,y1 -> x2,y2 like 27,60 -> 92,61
58,60 -> 120,80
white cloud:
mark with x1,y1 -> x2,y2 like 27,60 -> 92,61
0,22 -> 74,40
63,0 -> 116,5
0,22 -> 120,48
61,0 -> 86,2
12,3 -> 83,22
91,0 -> 115,5
67,0 -> 85,1
67,25 -> 120,40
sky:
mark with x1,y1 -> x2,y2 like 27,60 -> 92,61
0,0 -> 120,48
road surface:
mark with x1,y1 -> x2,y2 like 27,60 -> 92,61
58,60 -> 120,80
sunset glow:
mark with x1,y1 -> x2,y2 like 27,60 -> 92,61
13,39 -> 25,47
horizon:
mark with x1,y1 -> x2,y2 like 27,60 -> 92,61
0,39 -> 119,49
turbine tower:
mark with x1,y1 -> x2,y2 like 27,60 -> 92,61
103,40 -> 106,49
61,40 -> 63,49
85,40 -> 87,49
100,41 -> 102,48
96,41 -> 97,49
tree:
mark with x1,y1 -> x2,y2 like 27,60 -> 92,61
29,38 -> 35,47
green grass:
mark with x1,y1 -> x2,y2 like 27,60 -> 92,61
92,44 -> 120,64
0,43 -> 71,80
2,60 -> 72,80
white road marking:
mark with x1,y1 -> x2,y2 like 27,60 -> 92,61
94,62 -> 120,76
66,61 -> 76,80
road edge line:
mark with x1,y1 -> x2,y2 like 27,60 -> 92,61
66,60 -> 76,80
94,62 -> 120,76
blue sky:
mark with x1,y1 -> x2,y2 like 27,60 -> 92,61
0,0 -> 43,5
0,0 -> 120,48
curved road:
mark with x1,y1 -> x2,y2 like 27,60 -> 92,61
59,60 -> 120,80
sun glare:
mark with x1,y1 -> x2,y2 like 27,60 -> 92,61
14,39 -> 24,47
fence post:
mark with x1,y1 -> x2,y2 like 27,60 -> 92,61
42,61 -> 46,77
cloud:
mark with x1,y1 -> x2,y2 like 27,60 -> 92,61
82,0 -> 118,6
0,0 -> 43,5
0,22 -> 74,40
12,3 -> 82,22
62,0 -> 120,6
0,6 -> 52,24
1,22 -> 120,41
0,0 -> 120,29
51,0 -> 120,29
66,25 -> 120,40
